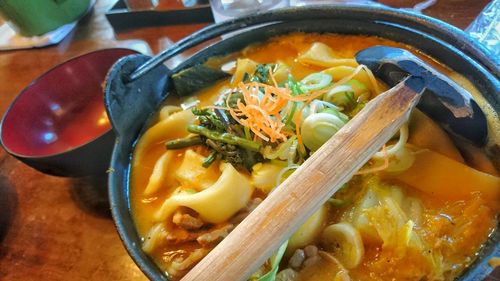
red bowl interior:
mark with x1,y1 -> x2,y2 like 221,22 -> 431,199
1,48 -> 138,158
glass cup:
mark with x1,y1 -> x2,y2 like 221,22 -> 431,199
209,0 -> 288,23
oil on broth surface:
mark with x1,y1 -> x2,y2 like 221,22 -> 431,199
130,33 -> 498,281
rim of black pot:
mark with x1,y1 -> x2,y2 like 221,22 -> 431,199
128,5 -> 499,82
108,5 -> 499,281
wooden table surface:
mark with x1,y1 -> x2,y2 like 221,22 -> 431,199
0,0 -> 492,280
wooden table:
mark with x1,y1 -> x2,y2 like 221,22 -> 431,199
0,0 -> 492,280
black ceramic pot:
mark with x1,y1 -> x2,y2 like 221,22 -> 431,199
105,5 -> 500,281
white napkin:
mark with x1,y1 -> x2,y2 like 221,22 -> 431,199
0,21 -> 77,51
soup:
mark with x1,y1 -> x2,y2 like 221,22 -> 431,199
130,33 -> 499,281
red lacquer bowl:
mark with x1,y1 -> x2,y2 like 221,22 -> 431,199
0,48 -> 138,177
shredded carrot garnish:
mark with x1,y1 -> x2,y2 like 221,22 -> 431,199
269,67 -> 279,87
228,81 -> 291,143
226,64 -> 379,146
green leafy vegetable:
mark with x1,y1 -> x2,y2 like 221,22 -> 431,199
226,91 -> 245,108
165,135 -> 203,149
282,76 -> 303,127
189,106 -> 263,170
250,240 -> 289,281
251,64 -> 276,84
192,107 -> 226,132
244,126 -> 252,140
202,150 -> 219,168
206,139 -> 244,167
188,125 -> 261,152
288,75 -> 304,95
344,91 -> 357,108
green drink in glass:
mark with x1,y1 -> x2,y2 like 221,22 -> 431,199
0,0 -> 91,36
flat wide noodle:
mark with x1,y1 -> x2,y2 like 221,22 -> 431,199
154,163 -> 253,224
144,151 -> 176,196
134,110 -> 195,167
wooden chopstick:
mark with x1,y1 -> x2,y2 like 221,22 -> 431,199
181,79 -> 422,281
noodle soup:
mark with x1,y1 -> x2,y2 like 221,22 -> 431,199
130,33 -> 499,281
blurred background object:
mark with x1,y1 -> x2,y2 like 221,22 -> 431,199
209,0 -> 287,23
0,21 -> 78,51
0,0 -> 91,37
0,0 -> 96,51
467,0 -> 499,59
403,0 -> 437,12
106,0 -> 213,31
290,0 -> 377,6
124,0 -> 159,10
0,48 -> 140,177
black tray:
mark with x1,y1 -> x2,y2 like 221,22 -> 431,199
105,0 -> 214,32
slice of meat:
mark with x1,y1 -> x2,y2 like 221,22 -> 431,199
230,197 -> 263,224
196,224 -> 234,247
173,211 -> 204,230
247,197 -> 263,212
165,227 -> 199,244
164,222 -> 234,246
167,248 -> 210,277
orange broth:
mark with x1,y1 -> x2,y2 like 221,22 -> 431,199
130,33 -> 498,280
